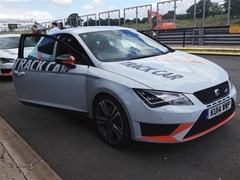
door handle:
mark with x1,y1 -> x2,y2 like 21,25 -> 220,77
14,71 -> 25,77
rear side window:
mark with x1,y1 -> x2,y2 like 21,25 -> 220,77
26,36 -> 56,61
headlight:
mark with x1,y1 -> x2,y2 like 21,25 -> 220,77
133,89 -> 193,108
0,58 -> 15,64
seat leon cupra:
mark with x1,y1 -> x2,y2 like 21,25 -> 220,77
12,26 -> 237,147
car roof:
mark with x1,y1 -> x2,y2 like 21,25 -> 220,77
57,26 -> 136,35
0,34 -> 20,38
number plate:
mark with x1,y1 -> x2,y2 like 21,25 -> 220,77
206,99 -> 232,120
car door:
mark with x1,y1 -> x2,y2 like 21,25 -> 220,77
13,33 -> 91,112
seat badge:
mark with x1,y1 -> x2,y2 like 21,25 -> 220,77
224,88 -> 228,93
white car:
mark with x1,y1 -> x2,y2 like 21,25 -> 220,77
12,26 -> 237,147
0,34 -> 19,76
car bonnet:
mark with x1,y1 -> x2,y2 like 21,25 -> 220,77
99,51 -> 228,93
0,48 -> 18,59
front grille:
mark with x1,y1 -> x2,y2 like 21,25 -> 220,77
184,99 -> 235,139
140,123 -> 180,136
194,81 -> 229,105
1,69 -> 12,74
0,58 -> 15,63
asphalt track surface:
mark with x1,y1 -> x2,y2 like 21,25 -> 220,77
0,55 -> 239,180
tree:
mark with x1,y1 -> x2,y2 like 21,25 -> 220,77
110,19 -> 120,26
186,0 -> 214,18
176,14 -> 187,20
99,18 -> 108,25
120,18 -> 124,25
140,17 -> 148,24
125,19 -> 131,24
210,2 -> 224,17
186,4 -> 195,19
163,11 -> 174,19
223,0 -> 240,18
84,18 -> 97,26
197,0 -> 213,18
132,18 -> 141,23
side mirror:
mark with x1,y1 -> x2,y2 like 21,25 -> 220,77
55,54 -> 76,69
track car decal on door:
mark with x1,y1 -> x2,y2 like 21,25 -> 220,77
14,58 -> 69,73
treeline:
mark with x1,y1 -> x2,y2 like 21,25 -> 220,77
164,0 -> 240,20
66,17 -> 149,27
84,18 -> 149,26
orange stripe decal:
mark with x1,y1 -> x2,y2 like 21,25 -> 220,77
171,123 -> 194,136
183,111 -> 236,141
141,136 -> 179,142
139,111 -> 235,143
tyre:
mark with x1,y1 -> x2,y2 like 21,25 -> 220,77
94,95 -> 131,147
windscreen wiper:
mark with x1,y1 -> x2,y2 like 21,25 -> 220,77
128,53 -> 161,60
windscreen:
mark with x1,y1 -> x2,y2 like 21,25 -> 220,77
79,30 -> 170,62
0,36 -> 20,49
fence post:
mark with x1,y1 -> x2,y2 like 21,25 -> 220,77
202,0 -> 206,28
173,0 -> 177,28
118,10 -> 121,26
227,0 -> 231,25
198,28 -> 202,45
192,0 -> 197,45
99,13 -> 101,26
123,9 -> 126,27
192,27 -> 195,45
201,27 -> 205,46
136,7 -> 138,30
183,29 -> 186,47
108,12 -> 110,26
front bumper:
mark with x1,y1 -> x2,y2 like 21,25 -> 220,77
0,69 -> 12,76
0,63 -> 13,76
119,84 -> 237,143
140,101 -> 235,143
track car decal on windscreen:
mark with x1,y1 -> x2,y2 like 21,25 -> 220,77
14,58 -> 69,73
119,62 -> 183,80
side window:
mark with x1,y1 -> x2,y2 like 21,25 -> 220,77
26,36 -> 56,61
22,34 -> 91,65
56,34 -> 89,64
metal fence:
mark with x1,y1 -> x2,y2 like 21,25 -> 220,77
140,25 -> 240,47
1,0 -> 238,32
99,10 -> 121,26
1,0 -> 239,46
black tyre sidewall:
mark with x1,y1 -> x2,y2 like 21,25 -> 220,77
93,95 -> 131,147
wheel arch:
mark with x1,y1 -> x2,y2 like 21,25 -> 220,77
90,90 -> 129,119
89,90 -> 134,139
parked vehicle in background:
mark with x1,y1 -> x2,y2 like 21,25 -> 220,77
0,34 -> 20,76
12,26 -> 237,147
